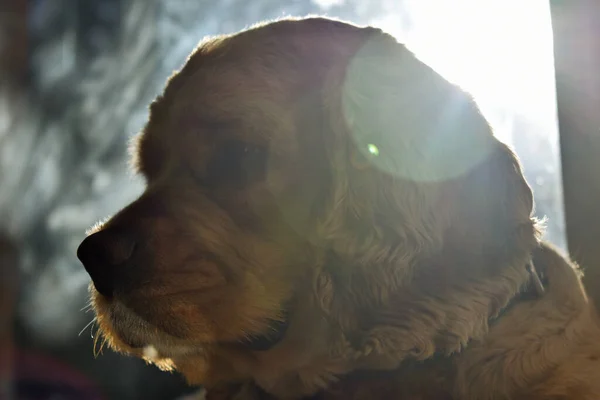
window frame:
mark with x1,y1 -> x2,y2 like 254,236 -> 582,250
550,0 -> 600,303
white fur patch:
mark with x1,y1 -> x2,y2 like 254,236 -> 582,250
143,345 -> 159,361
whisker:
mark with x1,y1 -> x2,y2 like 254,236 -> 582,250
98,336 -> 109,356
91,321 -> 101,339
93,333 -> 101,358
80,301 -> 94,312
79,318 -> 97,337
92,336 -> 98,358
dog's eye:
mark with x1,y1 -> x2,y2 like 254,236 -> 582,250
205,141 -> 267,187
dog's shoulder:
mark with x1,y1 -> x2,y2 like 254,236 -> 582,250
453,242 -> 600,399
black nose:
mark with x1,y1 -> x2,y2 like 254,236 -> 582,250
77,229 -> 137,297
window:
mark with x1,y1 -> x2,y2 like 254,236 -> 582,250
372,0 -> 566,249
159,0 -> 566,249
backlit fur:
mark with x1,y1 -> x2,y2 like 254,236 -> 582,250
82,17 -> 600,399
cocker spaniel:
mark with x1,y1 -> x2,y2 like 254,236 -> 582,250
77,17 -> 600,400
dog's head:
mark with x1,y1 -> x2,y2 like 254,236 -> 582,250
77,17 -> 537,396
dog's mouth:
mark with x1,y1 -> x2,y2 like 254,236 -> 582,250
97,294 -> 292,360
129,311 -> 291,354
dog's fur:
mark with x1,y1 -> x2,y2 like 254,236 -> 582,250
78,17 -> 600,399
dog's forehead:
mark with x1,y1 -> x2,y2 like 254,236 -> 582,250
135,17 -> 387,178
157,17 -> 379,114
138,19 -> 358,148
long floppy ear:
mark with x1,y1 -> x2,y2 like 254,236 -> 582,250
448,140 -> 539,258
315,29 -> 539,315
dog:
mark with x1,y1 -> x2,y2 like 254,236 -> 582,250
77,17 -> 600,399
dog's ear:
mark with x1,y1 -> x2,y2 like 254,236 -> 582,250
448,140 -> 538,257
316,30 -> 538,308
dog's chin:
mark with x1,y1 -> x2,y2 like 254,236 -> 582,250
90,289 -> 203,369
90,284 -> 292,368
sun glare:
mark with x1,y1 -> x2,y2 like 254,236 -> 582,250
374,0 -> 557,141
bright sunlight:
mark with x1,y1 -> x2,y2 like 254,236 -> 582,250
374,0 -> 557,142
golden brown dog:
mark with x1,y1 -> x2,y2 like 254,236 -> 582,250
77,17 -> 600,399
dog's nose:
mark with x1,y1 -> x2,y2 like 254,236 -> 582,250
77,229 -> 137,297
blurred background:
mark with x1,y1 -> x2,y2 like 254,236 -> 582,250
0,0 -> 569,399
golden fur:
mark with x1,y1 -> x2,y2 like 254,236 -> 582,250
78,17 -> 600,399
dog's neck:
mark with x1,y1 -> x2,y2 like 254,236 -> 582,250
197,245 -> 544,399
329,243 -> 539,372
